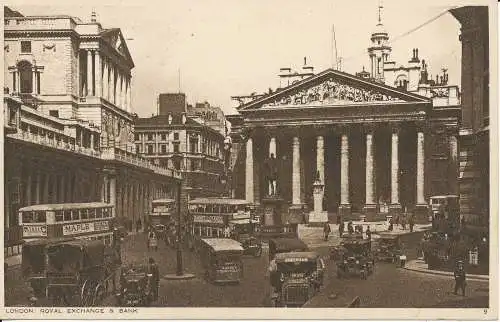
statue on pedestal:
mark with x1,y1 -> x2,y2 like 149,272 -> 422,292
264,153 -> 278,197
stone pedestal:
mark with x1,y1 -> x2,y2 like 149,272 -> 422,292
261,197 -> 285,226
413,204 -> 429,224
389,204 -> 402,217
362,204 -> 377,221
309,180 -> 328,225
288,204 -> 305,225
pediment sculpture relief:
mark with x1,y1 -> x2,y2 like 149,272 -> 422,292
262,77 -> 402,108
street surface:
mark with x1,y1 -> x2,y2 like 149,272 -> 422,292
4,225 -> 489,308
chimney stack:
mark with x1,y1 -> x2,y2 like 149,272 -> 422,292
91,10 -> 97,23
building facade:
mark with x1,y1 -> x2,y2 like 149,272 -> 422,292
450,6 -> 490,230
4,8 -> 180,257
135,102 -> 226,200
228,15 -> 460,225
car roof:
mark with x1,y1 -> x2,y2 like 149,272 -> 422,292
275,251 -> 319,262
269,238 -> 308,251
189,198 -> 251,205
201,238 -> 244,251
378,233 -> 399,239
19,202 -> 111,212
152,198 -> 175,204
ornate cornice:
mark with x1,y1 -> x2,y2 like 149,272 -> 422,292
5,29 -> 79,40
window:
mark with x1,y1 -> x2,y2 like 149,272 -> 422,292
161,144 -> 167,154
55,211 -> 63,222
161,133 -> 167,141
148,134 -> 153,141
134,133 -> 139,141
18,60 -> 33,94
174,132 -> 179,140
173,159 -> 181,170
21,41 -> 31,53
173,142 -> 180,153
135,144 -> 141,154
49,110 -> 59,118
147,144 -> 154,155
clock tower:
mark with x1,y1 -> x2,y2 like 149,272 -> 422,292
368,2 -> 392,83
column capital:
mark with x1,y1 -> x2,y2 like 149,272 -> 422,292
415,121 -> 427,133
362,123 -> 376,134
334,124 -> 351,136
390,122 -> 402,134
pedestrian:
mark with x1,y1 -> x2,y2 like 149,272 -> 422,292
388,218 -> 394,231
347,221 -> 354,235
147,257 -> 160,301
395,215 -> 400,228
453,260 -> 466,296
409,214 -> 415,232
323,222 -> 331,241
339,220 -> 344,237
223,226 -> 231,238
301,205 -> 307,224
366,226 -> 372,241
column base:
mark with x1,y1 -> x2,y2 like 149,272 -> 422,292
362,204 -> 377,222
389,204 -> 402,217
413,204 -> 430,224
338,204 -> 351,222
288,204 -> 306,224
308,211 -> 328,226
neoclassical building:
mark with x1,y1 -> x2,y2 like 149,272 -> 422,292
228,11 -> 461,225
229,69 -> 460,224
3,7 -> 180,257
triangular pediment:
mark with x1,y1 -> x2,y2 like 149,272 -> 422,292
100,28 -> 135,67
237,69 -> 430,111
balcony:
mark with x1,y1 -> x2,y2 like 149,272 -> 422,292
101,147 -> 181,179
8,127 -> 101,158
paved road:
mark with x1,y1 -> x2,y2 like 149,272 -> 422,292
5,231 -> 489,308
305,259 -> 489,308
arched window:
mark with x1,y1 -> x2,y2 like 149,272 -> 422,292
18,61 -> 33,94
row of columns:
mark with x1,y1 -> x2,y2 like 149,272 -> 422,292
245,127 -> 427,212
84,49 -> 132,113
12,67 -> 41,95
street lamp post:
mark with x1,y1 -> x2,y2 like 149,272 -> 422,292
163,177 -> 195,280
176,179 -> 183,276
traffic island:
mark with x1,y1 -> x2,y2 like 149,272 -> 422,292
404,259 -> 488,282
163,273 -> 196,280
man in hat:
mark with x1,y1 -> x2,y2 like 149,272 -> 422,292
147,257 -> 160,301
454,260 -> 466,296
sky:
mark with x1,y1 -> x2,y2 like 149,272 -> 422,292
7,0 -> 480,117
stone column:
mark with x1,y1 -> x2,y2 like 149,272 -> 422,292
59,175 -> 65,203
110,65 -> 115,104
16,71 -> 20,93
87,50 -> 93,96
268,136 -> 276,196
95,51 -> 101,98
316,136 -> 324,183
127,77 -> 132,112
124,78 -> 128,112
245,137 -> 254,203
292,136 -> 301,205
389,126 -> 401,215
416,130 -> 425,204
449,135 -> 459,194
363,128 -> 377,219
338,131 -> 351,217
109,175 -> 116,217
26,170 -> 32,205
414,128 -> 428,222
35,172 -> 41,204
32,68 -> 37,94
103,58 -> 109,100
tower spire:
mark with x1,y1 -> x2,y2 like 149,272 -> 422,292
378,0 -> 383,24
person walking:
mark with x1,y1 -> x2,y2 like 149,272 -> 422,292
339,220 -> 345,237
147,257 -> 160,302
323,222 -> 331,241
388,217 -> 394,231
347,221 -> 354,235
454,260 -> 466,296
409,214 -> 415,232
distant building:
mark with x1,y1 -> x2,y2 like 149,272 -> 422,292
158,93 -> 187,116
187,101 -> 227,136
135,96 -> 226,199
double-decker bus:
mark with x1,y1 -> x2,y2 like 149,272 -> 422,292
18,202 -> 115,245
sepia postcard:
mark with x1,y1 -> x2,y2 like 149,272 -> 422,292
0,0 -> 498,320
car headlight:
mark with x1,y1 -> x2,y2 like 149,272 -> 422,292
356,260 -> 360,264
343,260 -> 347,264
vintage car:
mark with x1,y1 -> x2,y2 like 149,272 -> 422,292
229,218 -> 262,257
116,263 -> 155,306
199,238 -> 244,284
270,251 -> 325,307
336,238 -> 374,280
268,237 -> 309,261
23,238 -> 120,306
374,233 -> 403,263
